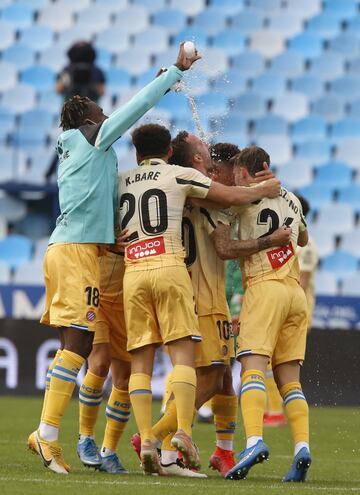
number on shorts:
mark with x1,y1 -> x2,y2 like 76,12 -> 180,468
85,286 -> 100,307
216,320 -> 231,341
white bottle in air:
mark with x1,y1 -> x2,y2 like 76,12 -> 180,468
183,41 -> 196,58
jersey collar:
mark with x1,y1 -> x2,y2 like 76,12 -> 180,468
139,158 -> 167,167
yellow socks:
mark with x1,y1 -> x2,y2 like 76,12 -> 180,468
153,399 -> 177,442
41,349 -> 85,440
171,365 -> 196,436
40,349 -> 62,422
280,382 -> 309,453
161,371 -> 173,413
102,387 -> 131,452
79,370 -> 106,437
129,373 -> 154,442
265,367 -> 283,414
211,394 -> 238,451
240,369 -> 266,446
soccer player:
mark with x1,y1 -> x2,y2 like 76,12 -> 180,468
142,135 -> 290,477
27,44 -> 201,475
225,146 -> 311,483
119,124 -> 281,475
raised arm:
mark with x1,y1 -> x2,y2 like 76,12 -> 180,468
206,179 -> 281,207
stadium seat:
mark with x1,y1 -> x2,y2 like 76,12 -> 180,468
169,0 -> 205,16
254,135 -> 291,166
33,236 -> 49,260
194,48 -> 228,78
56,26 -> 92,49
2,43 -> 35,71
39,45 -> 68,73
13,260 -> 44,285
231,93 -> 267,119
322,250 -> 358,282
155,47 -> 181,69
76,6 -> 111,34
285,0 -> 321,19
335,139 -> 360,169
95,28 -> 129,54
195,93 -> 228,118
270,51 -> 305,78
346,16 -> 360,40
106,68 -> 132,96
292,116 -> 327,143
20,25 -> 53,51
2,84 -> 36,113
308,227 -> 335,257
295,140 -> 332,164
38,91 -> 62,114
0,234 -> 32,270
52,0 -> 91,13
212,70 -> 246,97
38,4 -> 73,32
209,0 -> 244,15
311,96 -> 344,123
231,51 -> 265,78
253,114 -> 288,136
314,161 -> 352,189
172,29 -> 208,51
298,184 -> 334,210
12,127 -> 46,151
0,21 -> 15,50
331,118 -> 360,143
20,108 -> 53,129
308,52 -> 344,81
251,73 -> 286,99
211,30 -> 246,57
329,33 -> 360,58
93,0 -> 128,12
315,270 -> 338,295
133,27 -> 169,55
306,12 -> 341,39
324,0 -> 358,21
249,31 -> 285,58
157,92 -> 191,120
21,66 -> 55,93
18,0 -> 47,8
316,203 -> 354,234
212,113 -> 248,136
113,6 -> 149,34
268,13 -> 303,38
330,76 -> 360,101
232,9 -> 264,34
0,106 -> 15,129
291,75 -> 324,99
0,63 -> 17,92
342,274 -> 360,296
0,147 -> 17,182
133,0 -> 166,12
0,260 -> 11,284
278,161 -> 313,189
338,186 -> 360,213
272,92 -> 308,122
95,48 -> 113,72
191,8 -> 227,36
248,0 -> 281,10
115,49 -> 150,76
14,213 -> 50,240
152,9 -> 186,35
348,57 -> 360,77
288,32 -> 323,59
1,3 -> 34,30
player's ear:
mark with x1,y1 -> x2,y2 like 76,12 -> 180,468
136,151 -> 141,165
167,145 -> 173,160
262,161 -> 269,170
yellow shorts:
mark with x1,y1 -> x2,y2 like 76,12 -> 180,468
40,243 -> 100,331
124,265 -> 201,352
195,314 -> 234,367
237,278 -> 308,367
93,300 -> 131,362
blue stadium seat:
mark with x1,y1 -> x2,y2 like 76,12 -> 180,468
12,126 -> 46,151
212,70 -> 247,97
157,91 -> 191,120
39,4 -> 74,31
292,116 -> 327,143
133,27 -> 169,54
95,48 -> 113,71
298,184 -> 333,210
18,0 -> 47,8
331,118 -> 360,142
330,76 -> 360,101
113,6 -> 149,34
195,48 -> 228,77
76,6 -> 111,34
251,73 -> 286,98
20,25 -> 53,51
348,57 -> 360,76
152,9 -> 186,34
116,49 -> 150,76
14,213 -> 50,241
315,270 -> 338,295
212,113 -> 248,135
346,16 -> 360,40
324,0 -> 358,20
308,52 -> 344,81
0,62 -> 17,92
268,13 -> 302,37
106,68 -> 132,96
285,0 -> 321,18
311,96 -> 344,123
1,3 -> 34,30
0,147 -> 18,182
209,0 -> 244,15
270,51 -> 304,78
13,260 -> 44,285
0,234 -> 32,270
248,0 -> 281,10
231,93 -> 267,119
192,8 -> 227,36
155,47 -> 179,69
2,84 -> 36,113
56,26 -> 92,50
196,93 -> 228,118
212,30 -> 246,56
317,203 -> 355,234
133,0 -> 166,12
295,140 -> 332,163
314,161 -> 352,189
342,273 -> 360,296
329,33 -> 360,57
231,51 -> 264,78
0,21 -> 15,50
34,236 -> 50,260
291,75 -> 323,99
135,68 -> 159,87
0,261 -> 11,284
306,12 -> 341,39
338,186 -> 360,213
308,226 -> 335,257
232,10 -> 264,34
278,161 -> 313,189
0,106 -> 15,128
253,114 -> 288,136
21,65 -> 55,93
54,0 -> 91,12
272,92 -> 308,122
349,99 -> 360,118
39,45 -> 67,72
172,29 -> 208,50
93,0 -> 127,11
2,43 -> 35,70
288,32 -> 323,59
169,0 -> 205,16
95,28 -> 129,54
249,30 -> 284,58
322,251 -> 358,282
20,109 -> 53,129
38,91 -> 62,114
335,139 -> 360,169
254,135 -> 291,166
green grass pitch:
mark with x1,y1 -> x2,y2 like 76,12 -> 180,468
0,397 -> 359,495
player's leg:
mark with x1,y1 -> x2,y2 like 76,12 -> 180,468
264,363 -> 286,427
78,343 -> 111,467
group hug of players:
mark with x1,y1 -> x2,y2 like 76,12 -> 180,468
27,44 -> 312,482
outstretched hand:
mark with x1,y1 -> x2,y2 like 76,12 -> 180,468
174,42 -> 202,71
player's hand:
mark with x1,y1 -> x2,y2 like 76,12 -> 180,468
262,178 -> 281,198
174,42 -> 201,71
270,226 -> 292,247
111,229 -> 129,253
253,164 -> 275,182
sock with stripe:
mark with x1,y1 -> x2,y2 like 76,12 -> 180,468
265,366 -> 284,414
152,399 -> 177,442
280,382 -> 309,455
171,365 -> 197,436
128,373 -> 154,442
102,387 -> 131,453
211,394 -> 238,451
40,349 -> 62,423
161,433 -> 177,465
78,370 -> 106,438
40,349 -> 85,441
240,369 -> 266,448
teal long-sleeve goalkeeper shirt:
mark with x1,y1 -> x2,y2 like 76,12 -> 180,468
49,65 -> 183,245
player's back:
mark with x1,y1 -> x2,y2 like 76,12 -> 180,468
119,158 -> 211,271
234,187 -> 307,287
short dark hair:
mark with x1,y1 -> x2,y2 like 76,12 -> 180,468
132,124 -> 171,158
169,130 -> 193,167
231,146 -> 270,177
296,194 -> 310,217
211,142 -> 241,164
60,95 -> 91,130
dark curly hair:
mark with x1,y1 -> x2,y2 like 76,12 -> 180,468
211,142 -> 241,164
132,123 -> 171,159
60,95 -> 91,130
169,131 -> 196,167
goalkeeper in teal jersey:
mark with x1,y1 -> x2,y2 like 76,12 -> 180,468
28,44 -> 201,475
